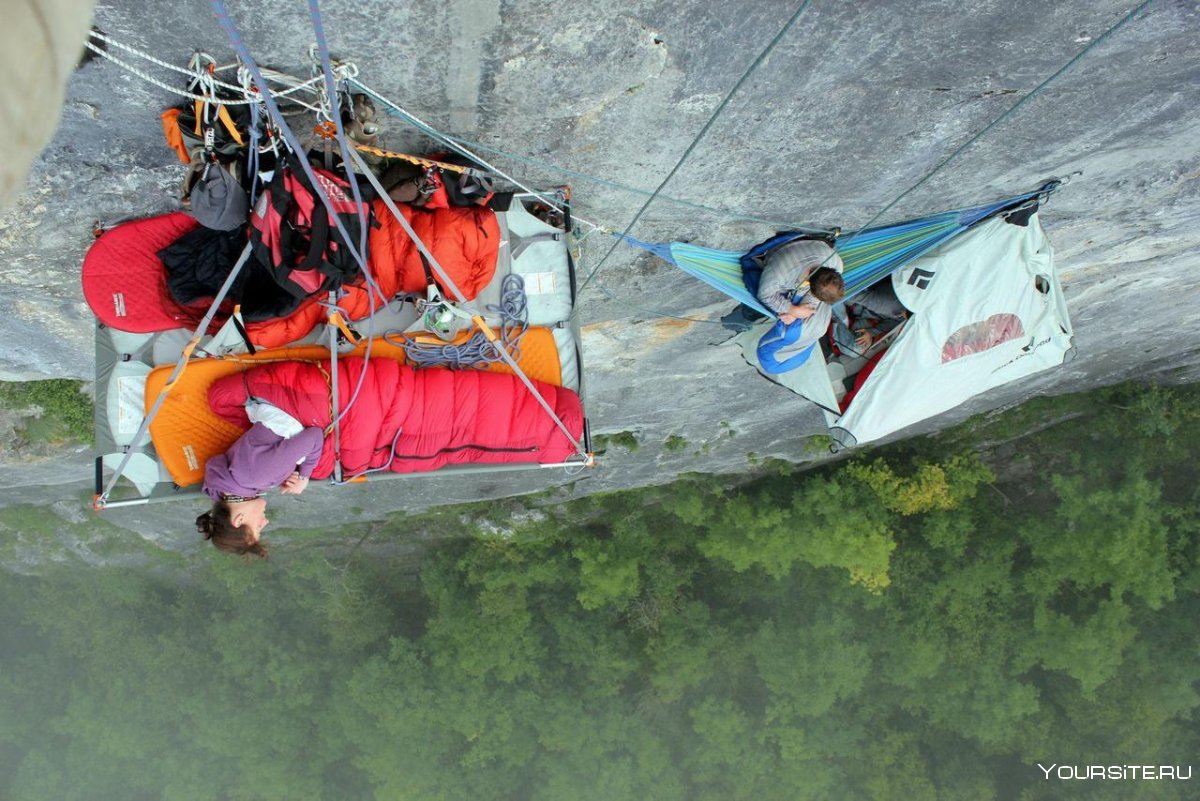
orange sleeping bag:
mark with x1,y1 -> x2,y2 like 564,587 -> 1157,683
243,200 -> 500,348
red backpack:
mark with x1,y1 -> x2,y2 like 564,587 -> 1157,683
249,163 -> 372,299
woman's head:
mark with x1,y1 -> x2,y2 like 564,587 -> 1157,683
196,497 -> 269,558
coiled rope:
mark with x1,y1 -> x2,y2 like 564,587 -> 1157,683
389,274 -> 529,369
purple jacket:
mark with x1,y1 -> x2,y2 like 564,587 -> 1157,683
203,423 -> 324,501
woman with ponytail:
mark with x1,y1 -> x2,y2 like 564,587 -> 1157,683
197,401 -> 324,557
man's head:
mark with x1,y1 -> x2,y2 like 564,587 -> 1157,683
809,267 -> 845,303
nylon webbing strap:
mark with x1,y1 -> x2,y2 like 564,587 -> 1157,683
510,231 -> 562,260
96,243 -> 254,507
231,306 -> 256,355
211,0 -> 383,440
352,144 -> 478,175
349,149 -> 587,458
327,291 -> 343,483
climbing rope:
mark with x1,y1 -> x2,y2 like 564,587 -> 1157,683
349,78 -> 601,229
350,81 -> 831,234
388,130 -> 833,232
390,274 -> 529,369
825,0 -> 1155,267
575,0 -> 817,302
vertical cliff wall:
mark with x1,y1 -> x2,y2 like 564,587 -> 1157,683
0,0 -> 1197,539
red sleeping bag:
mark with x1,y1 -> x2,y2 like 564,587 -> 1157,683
206,357 -> 584,478
82,213 -> 211,333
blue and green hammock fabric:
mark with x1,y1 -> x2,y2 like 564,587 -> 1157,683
617,187 -> 1051,319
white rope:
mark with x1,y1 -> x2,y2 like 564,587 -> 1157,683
85,33 -> 328,109
86,41 -> 324,110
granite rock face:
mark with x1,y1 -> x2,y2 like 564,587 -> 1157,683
0,0 -> 1198,544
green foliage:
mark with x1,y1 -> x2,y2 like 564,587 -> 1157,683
1105,381 -> 1200,438
0,381 -> 1198,800
845,454 -> 992,515
592,430 -> 640,453
802,433 -> 834,456
1023,467 -> 1176,609
0,379 -> 93,443
663,434 -> 688,452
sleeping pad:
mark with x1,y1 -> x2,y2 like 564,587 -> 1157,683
206,357 -> 583,478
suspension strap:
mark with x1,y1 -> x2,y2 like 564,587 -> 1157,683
510,231 -> 562,260
230,305 -> 256,354
211,0 -> 387,442
326,291 -> 343,482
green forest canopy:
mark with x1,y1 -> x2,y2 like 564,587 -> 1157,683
0,381 -> 1198,800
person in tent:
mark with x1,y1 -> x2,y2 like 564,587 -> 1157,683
832,279 -> 909,356
755,240 -> 845,373
195,401 -> 323,557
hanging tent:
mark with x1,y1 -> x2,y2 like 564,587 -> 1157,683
734,198 -> 1074,448
620,183 -> 1072,449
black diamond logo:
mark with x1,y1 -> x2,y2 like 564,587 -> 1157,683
907,267 -> 935,289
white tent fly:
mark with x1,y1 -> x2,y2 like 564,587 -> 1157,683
737,209 -> 1074,449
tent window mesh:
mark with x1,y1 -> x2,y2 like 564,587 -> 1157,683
942,314 -> 1025,363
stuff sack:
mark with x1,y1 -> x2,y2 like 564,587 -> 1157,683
249,163 -> 372,299
161,90 -> 250,165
